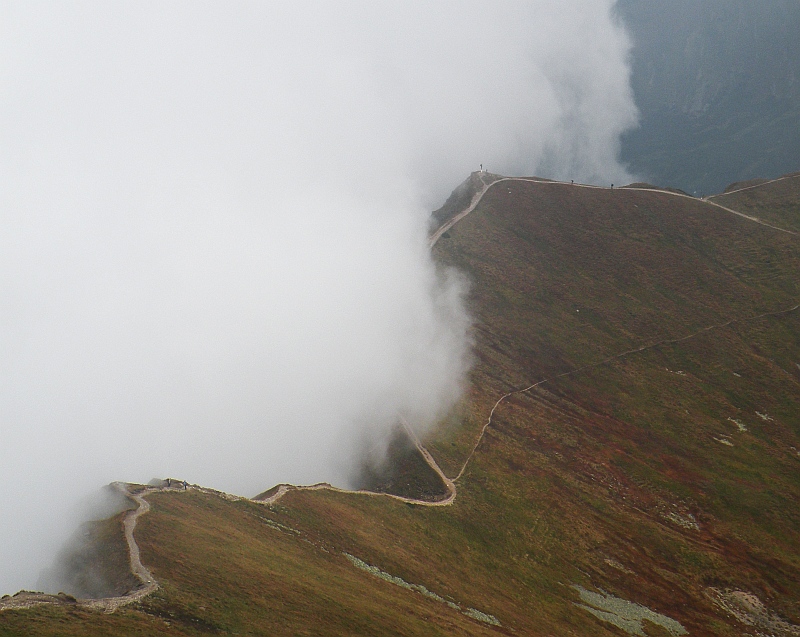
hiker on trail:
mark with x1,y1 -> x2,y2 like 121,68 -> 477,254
183,480 -> 187,490
167,478 -> 170,487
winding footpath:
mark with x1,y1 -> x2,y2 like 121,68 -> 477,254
3,173 -> 797,615
80,483 -> 159,613
435,174 -> 798,239
256,419 -> 456,508
0,483 -> 158,614
232,172 -> 800,501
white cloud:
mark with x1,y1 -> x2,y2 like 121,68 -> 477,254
0,0 -> 636,594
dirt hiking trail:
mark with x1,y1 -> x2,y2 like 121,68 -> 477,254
0,483 -> 157,614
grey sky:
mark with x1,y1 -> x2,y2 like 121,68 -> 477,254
0,1 -> 636,594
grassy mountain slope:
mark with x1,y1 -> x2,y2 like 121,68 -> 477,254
3,175 -> 799,636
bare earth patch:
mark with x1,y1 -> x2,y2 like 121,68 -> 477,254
572,585 -> 687,636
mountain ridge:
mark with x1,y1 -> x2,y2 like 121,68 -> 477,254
2,169 -> 799,636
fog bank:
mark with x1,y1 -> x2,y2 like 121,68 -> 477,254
0,1 -> 637,594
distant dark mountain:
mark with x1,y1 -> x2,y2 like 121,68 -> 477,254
617,0 -> 800,195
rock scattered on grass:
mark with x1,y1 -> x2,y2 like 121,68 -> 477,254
663,511 -> 700,530
344,553 -> 500,626
727,417 -> 747,432
572,585 -> 687,636
604,558 -> 634,575
714,435 -> 734,446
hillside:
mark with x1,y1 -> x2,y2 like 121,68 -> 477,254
708,172 -> 800,234
2,173 -> 800,636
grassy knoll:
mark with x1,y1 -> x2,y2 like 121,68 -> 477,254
3,176 -> 799,635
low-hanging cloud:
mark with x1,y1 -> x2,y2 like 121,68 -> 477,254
0,1 -> 637,594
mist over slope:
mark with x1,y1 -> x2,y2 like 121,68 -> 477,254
0,1 -> 637,594
4,175 -> 798,635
